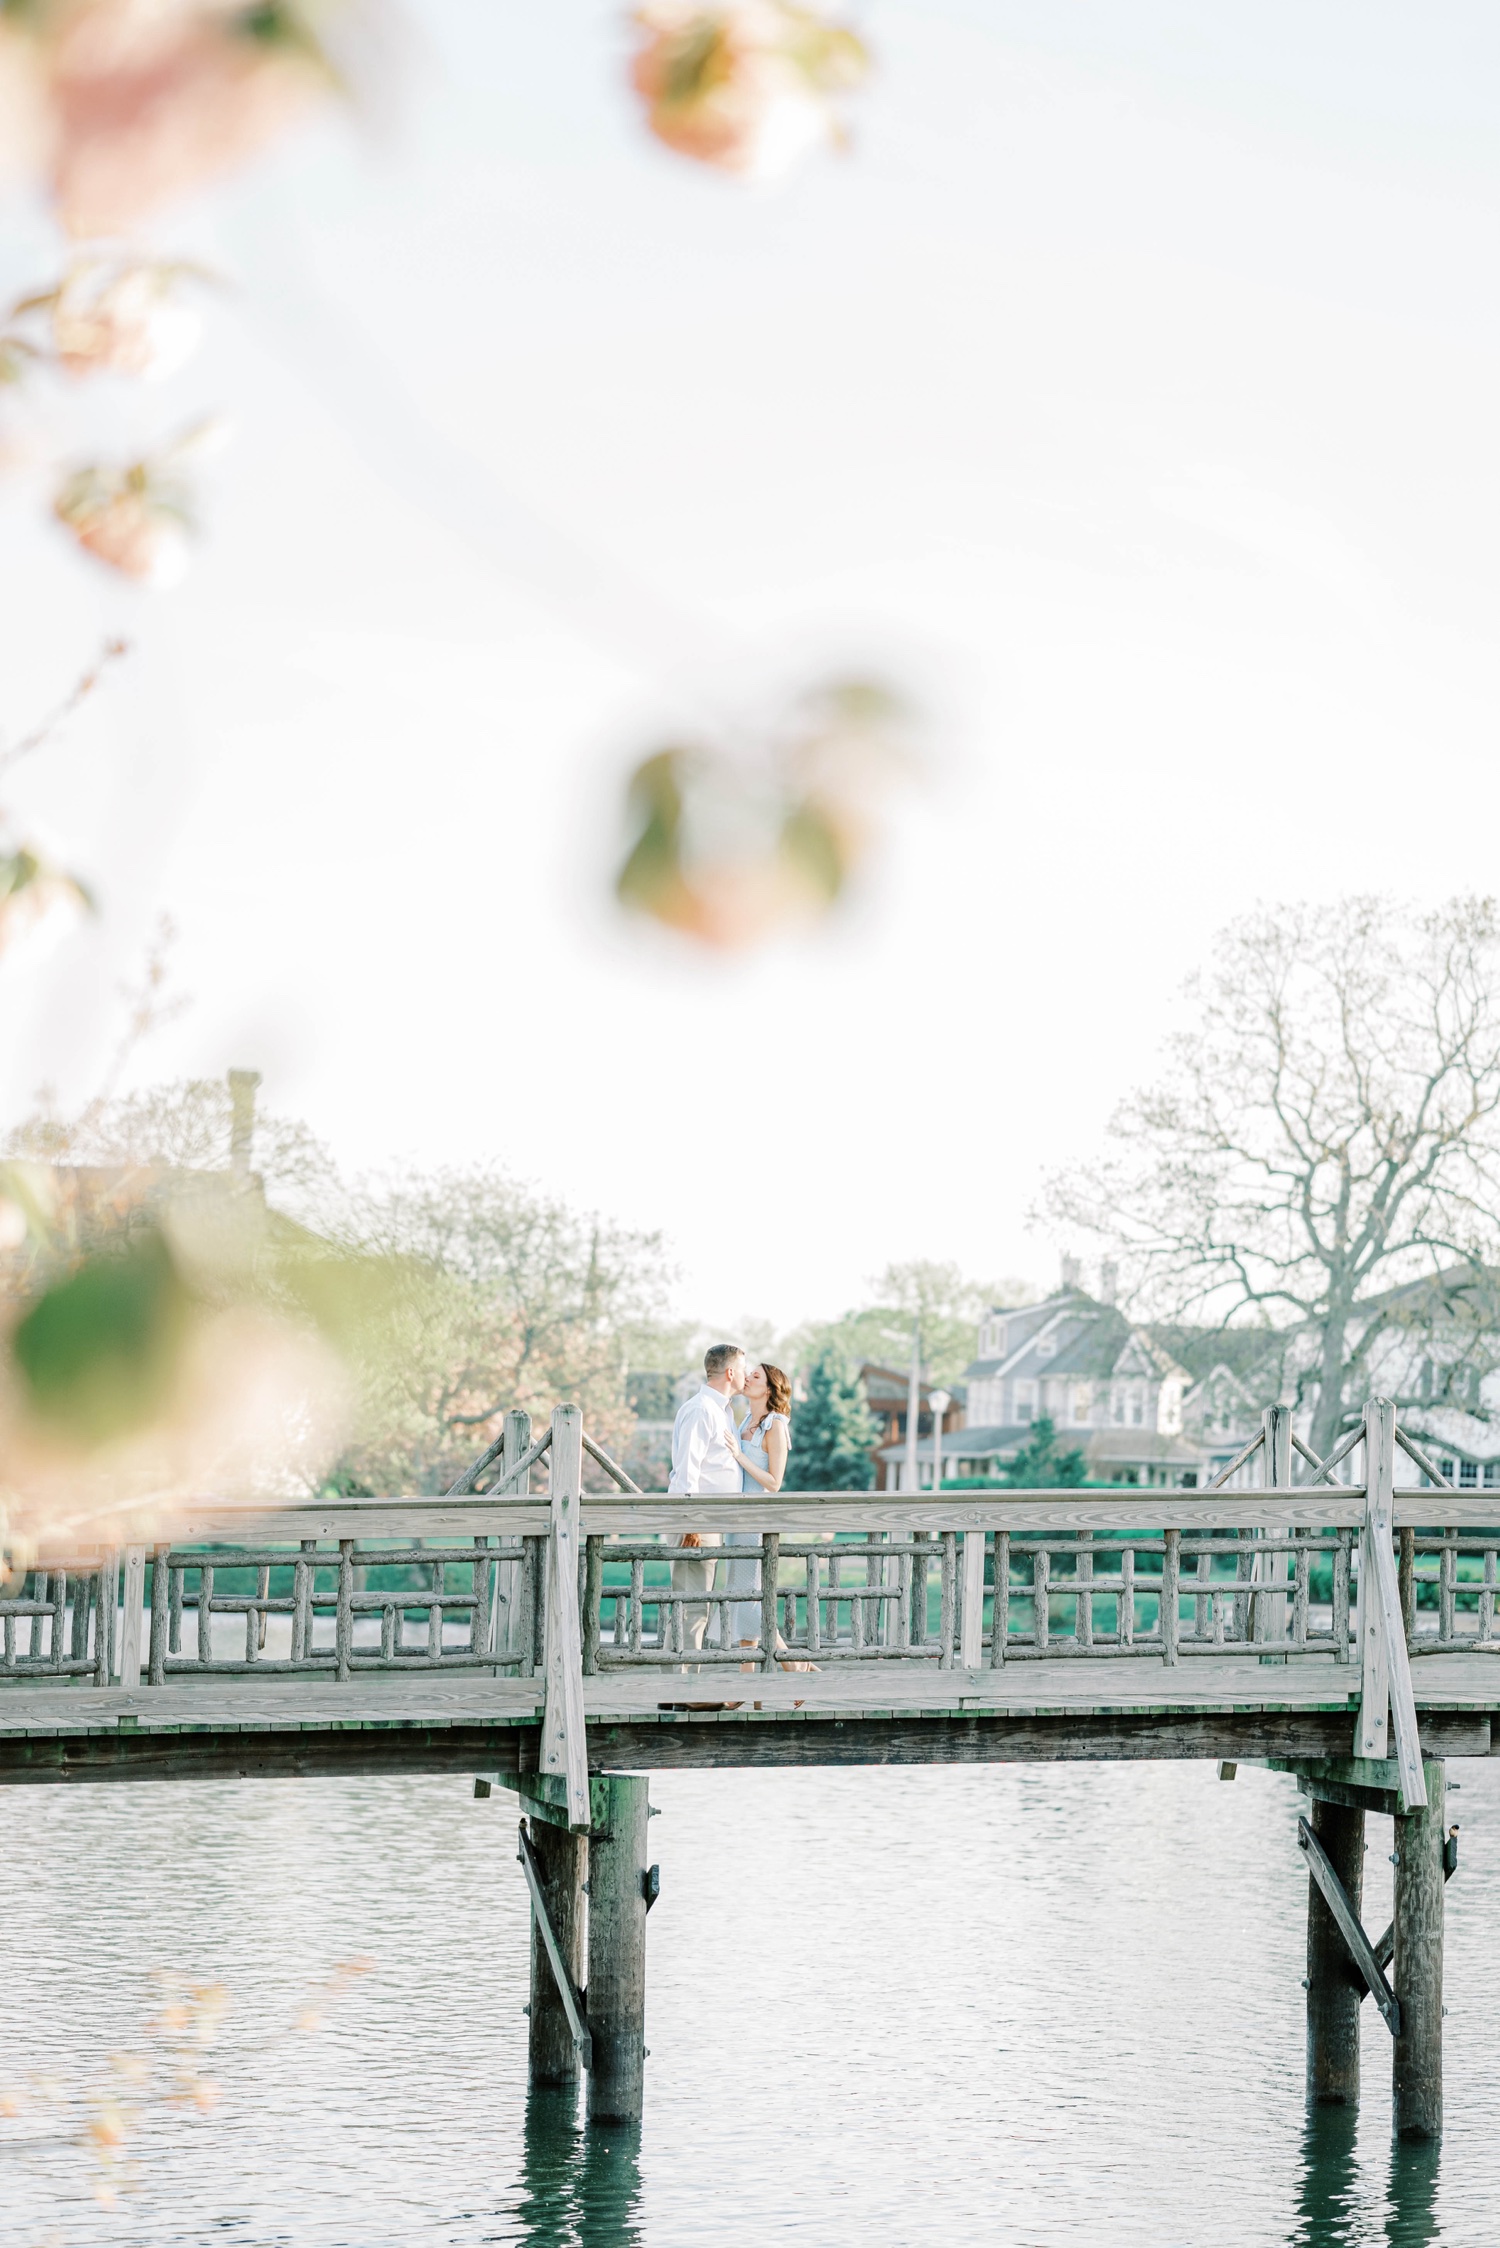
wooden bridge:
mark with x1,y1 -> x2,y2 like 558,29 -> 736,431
3,1397 -> 1497,2137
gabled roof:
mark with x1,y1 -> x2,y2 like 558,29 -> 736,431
1148,1323 -> 1286,1387
965,1290 -> 1188,1387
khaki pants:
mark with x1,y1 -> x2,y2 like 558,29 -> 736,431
672,1533 -> 721,1659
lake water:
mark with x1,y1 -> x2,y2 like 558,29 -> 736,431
3,1756 -> 1497,2246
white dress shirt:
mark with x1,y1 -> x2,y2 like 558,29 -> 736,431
669,1385 -> 742,1495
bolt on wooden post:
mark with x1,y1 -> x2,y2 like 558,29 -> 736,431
1393,1762 -> 1446,2141
1305,1797 -> 1365,2106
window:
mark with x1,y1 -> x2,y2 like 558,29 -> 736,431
1013,1380 -> 1036,1425
1461,1460 -> 1479,1487
1072,1384 -> 1092,1424
1036,1334 -> 1057,1359
1440,1459 -> 1456,1483
1487,1464 -> 1500,1488
1112,1389 -> 1125,1425
1130,1389 -> 1144,1427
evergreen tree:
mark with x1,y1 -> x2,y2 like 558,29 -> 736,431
789,1353 -> 879,1490
1002,1416 -> 1087,1489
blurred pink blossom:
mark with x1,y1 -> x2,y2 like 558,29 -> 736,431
53,417 -> 225,583
0,0 -> 347,237
629,1 -> 869,180
15,256 -> 207,380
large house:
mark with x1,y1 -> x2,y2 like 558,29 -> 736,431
880,1279 -> 1209,1488
879,1260 -> 1500,1493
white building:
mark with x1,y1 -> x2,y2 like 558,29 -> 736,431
881,1282 -> 1207,1489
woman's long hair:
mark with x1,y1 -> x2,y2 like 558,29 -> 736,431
760,1361 -> 792,1417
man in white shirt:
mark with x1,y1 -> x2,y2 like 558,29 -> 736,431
669,1342 -> 747,1656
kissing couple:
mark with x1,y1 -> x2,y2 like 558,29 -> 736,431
668,1340 -> 810,1667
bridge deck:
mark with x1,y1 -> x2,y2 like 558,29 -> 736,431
2,1655 -> 1497,1780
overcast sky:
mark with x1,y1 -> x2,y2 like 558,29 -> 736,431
4,1 -> 1500,1335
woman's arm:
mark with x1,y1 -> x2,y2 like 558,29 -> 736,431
738,1418 -> 787,1494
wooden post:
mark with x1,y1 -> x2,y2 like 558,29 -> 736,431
1306,1797 -> 1365,2106
499,1409 -> 532,1671
540,1405 -> 590,1832
117,1545 -> 146,1687
1357,1399 -> 1394,1760
1393,1761 -> 1445,2141
1259,1405 -> 1292,1661
526,1815 -> 587,2089
959,1531 -> 985,1668
587,1773 -> 650,2126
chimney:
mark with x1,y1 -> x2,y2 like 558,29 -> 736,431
228,1068 -> 261,1177
1100,1260 -> 1119,1306
1060,1253 -> 1081,1292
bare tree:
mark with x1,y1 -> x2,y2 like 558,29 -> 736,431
330,1167 -> 671,1492
1044,897 -> 1500,1455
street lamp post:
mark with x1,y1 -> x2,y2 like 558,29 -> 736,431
928,1389 -> 951,1491
905,1323 -> 921,1497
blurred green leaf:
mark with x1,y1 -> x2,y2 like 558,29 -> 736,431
11,1224 -> 192,1444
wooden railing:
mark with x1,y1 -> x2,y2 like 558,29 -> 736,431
2,1398 -> 1488,1818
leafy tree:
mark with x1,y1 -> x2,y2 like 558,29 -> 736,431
1045,897 -> 1500,1455
789,1353 -> 879,1490
1002,1416 -> 1086,1489
4,1076 -> 673,1496
328,1166 -> 669,1492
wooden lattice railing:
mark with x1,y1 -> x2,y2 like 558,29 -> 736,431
2,1398 -> 1488,1818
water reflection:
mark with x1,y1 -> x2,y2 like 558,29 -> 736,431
509,2091 -> 644,2248
1386,2137 -> 1442,2248
1293,2106 -> 1445,2248
1294,2107 -> 1362,2248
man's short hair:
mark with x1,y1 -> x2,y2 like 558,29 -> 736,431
704,1342 -> 745,1379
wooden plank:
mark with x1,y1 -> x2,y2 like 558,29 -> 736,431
1368,1523 -> 1429,1811
574,1493 -> 1372,1536
538,1406 -> 590,1830
155,1498 -> 551,1543
582,1433 -> 642,1493
1358,1400 -> 1394,1762
29,1481 -> 1500,1576
960,1530 -> 985,1668
1298,1812 -> 1395,2036
516,1818 -> 592,2073
1258,1406 -> 1292,1658
1305,1797 -> 1364,2104
1357,1400 -> 1427,1809
117,1547 -> 146,1689
580,1709 -> 1489,1773
760,1532 -> 780,1676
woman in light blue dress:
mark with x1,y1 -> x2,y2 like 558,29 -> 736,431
723,1361 -> 791,1658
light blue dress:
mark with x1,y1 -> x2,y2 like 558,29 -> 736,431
724,1411 -> 789,1647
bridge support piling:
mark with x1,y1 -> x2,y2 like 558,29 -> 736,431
587,1774 -> 650,2127
527,1817 -> 586,2090
1305,1798 -> 1365,2107
1393,1761 -> 1445,2141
